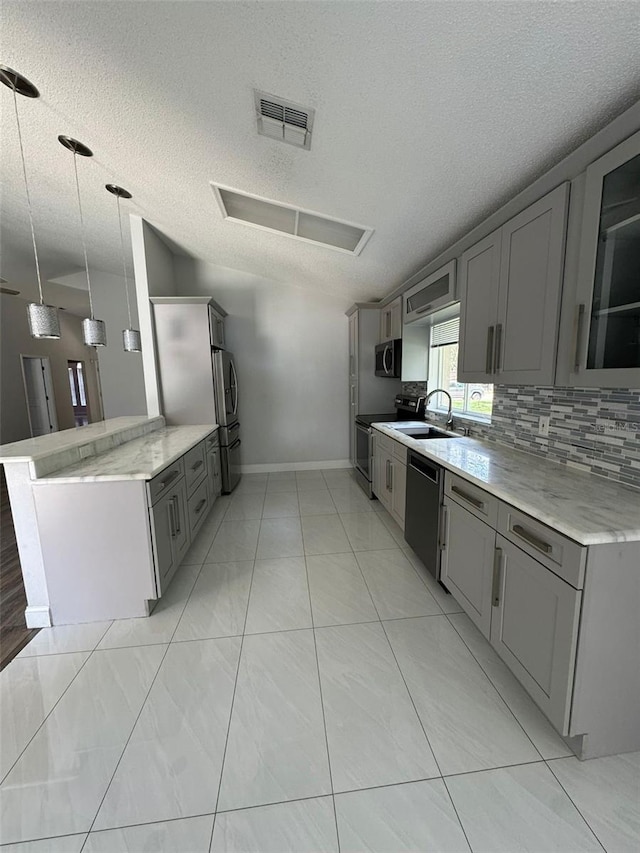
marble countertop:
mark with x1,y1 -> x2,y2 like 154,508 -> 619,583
34,425 -> 218,483
0,417 -> 162,463
373,422 -> 640,546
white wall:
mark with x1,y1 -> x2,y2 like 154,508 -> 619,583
52,270 -> 146,419
174,256 -> 351,467
0,294 -> 102,444
130,215 -> 177,417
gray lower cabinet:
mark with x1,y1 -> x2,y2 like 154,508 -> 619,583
442,470 -> 639,758
372,431 -> 407,529
441,497 -> 496,638
459,183 -> 569,385
149,475 -> 189,594
491,534 -> 582,735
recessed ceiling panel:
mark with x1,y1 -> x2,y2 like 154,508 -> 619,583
212,184 -> 373,255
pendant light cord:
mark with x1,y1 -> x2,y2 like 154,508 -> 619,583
72,151 -> 95,318
116,195 -> 133,328
12,85 -> 44,304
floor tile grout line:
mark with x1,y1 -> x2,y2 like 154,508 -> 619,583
0,642 -> 99,787
543,757 -> 608,852
207,556 -> 257,853
79,572 -> 204,848
354,555 -> 448,783
439,774 -> 476,853
442,612 -> 547,763
302,549 -> 342,853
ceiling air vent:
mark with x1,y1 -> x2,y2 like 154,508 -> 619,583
211,184 -> 373,255
255,90 -> 315,150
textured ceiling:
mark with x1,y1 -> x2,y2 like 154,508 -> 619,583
2,0 -> 640,305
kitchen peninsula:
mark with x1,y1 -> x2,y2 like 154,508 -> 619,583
0,416 -> 221,628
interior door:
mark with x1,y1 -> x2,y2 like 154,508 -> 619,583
21,356 -> 58,437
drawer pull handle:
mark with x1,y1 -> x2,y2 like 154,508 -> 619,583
451,484 -> 484,510
159,470 -> 180,491
512,523 -> 552,554
195,498 -> 207,515
191,459 -> 204,472
492,547 -> 503,606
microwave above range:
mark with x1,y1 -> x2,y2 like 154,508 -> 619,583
375,339 -> 402,377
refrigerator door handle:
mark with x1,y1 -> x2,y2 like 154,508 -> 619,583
230,359 -> 239,415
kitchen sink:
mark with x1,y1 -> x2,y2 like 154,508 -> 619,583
391,425 -> 456,440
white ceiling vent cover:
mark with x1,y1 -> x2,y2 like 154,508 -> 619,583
254,90 -> 315,150
211,184 -> 373,255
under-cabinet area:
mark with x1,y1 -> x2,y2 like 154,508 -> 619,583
371,424 -> 640,760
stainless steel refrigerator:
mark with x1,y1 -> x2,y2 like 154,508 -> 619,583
150,297 -> 241,493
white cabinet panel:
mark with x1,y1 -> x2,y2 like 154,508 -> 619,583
441,497 -> 496,638
458,184 -> 569,385
491,535 -> 582,735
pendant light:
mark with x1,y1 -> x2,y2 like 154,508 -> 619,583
0,65 -> 61,339
59,135 -> 107,347
105,184 -> 141,352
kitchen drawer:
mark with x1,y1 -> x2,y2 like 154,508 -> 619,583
184,441 -> 207,496
148,459 -> 185,506
374,430 -> 394,454
497,504 -> 586,589
204,429 -> 220,452
392,440 -> 407,464
445,473 -> 498,527
187,478 -> 210,539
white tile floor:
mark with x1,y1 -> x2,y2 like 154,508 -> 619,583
1,468 -> 638,852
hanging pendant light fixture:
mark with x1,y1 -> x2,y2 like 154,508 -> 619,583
0,65 -> 61,339
105,184 -> 141,353
59,135 -> 107,347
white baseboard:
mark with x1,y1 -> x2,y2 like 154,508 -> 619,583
240,459 -> 352,474
25,605 -> 52,628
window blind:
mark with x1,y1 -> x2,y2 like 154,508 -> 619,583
430,317 -> 459,348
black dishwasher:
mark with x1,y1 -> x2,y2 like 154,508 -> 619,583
404,453 -> 445,582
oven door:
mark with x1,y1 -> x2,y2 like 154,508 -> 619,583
355,423 -> 372,481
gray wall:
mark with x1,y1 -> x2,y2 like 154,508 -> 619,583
0,294 -> 102,444
174,256 -> 352,467
51,271 -> 146,419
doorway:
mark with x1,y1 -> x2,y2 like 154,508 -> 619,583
20,356 -> 58,437
68,360 -> 89,427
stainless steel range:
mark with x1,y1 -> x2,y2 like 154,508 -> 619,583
354,395 -> 426,497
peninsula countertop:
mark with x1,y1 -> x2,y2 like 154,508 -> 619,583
373,422 -> 640,546
33,425 -> 218,484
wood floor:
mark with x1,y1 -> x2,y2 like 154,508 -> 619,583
1,469 -> 40,669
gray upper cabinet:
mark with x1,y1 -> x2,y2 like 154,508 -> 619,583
403,259 -> 457,325
209,305 -> 226,349
459,183 -> 569,385
379,297 -> 402,342
568,129 -> 640,387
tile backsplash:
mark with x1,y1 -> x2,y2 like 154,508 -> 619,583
402,382 -> 640,489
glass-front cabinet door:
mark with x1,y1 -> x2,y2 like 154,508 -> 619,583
573,129 -> 640,386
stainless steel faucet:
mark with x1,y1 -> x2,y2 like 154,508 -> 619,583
425,388 -> 454,430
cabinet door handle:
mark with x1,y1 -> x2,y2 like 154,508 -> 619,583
485,325 -> 495,374
512,523 -> 553,555
167,499 -> 176,538
439,504 -> 448,551
574,303 -> 586,372
492,547 -> 503,606
493,323 -> 502,373
191,459 -> 204,472
415,303 -> 433,315
195,498 -> 207,515
172,495 -> 181,534
451,484 -> 484,510
385,458 -> 390,490
159,470 -> 180,492
389,461 -> 393,493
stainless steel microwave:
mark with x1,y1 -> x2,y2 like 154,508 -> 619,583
375,339 -> 402,377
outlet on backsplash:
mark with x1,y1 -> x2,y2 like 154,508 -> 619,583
538,416 -> 550,437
